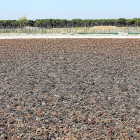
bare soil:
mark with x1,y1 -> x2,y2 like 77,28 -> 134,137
0,39 -> 140,139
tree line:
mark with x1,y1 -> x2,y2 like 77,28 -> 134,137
0,18 -> 140,28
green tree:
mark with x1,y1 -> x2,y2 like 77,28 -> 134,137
52,19 -> 56,28
91,20 -> 98,26
116,18 -> 126,27
11,20 -> 18,28
19,15 -> 28,27
126,19 -> 135,26
55,19 -> 61,27
19,15 -> 27,21
46,19 -> 52,28
82,19 -> 90,27
94,19 -> 99,26
100,19 -> 107,26
61,19 -> 67,27
67,20 -> 72,27
72,19 -> 82,27
25,20 -> 34,26
106,19 -> 115,26
132,18 -> 140,26
34,19 -> 42,27
42,19 -> 47,28
2,20 -> 8,28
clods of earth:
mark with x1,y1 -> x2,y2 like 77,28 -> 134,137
0,39 -> 140,139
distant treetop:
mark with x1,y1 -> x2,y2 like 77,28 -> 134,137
19,15 -> 27,21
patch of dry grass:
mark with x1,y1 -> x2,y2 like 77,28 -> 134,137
92,26 -> 118,30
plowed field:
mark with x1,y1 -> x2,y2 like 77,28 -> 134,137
0,39 -> 140,139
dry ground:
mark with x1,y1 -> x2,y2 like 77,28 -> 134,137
0,39 -> 140,139
1,26 -> 140,34
92,26 -> 118,30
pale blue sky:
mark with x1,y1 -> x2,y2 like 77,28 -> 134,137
1,0 -> 140,20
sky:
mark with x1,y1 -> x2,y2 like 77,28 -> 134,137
1,0 -> 140,20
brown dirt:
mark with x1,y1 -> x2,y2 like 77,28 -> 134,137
0,39 -> 140,139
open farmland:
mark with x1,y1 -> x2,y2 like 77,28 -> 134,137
1,26 -> 140,35
0,39 -> 140,139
